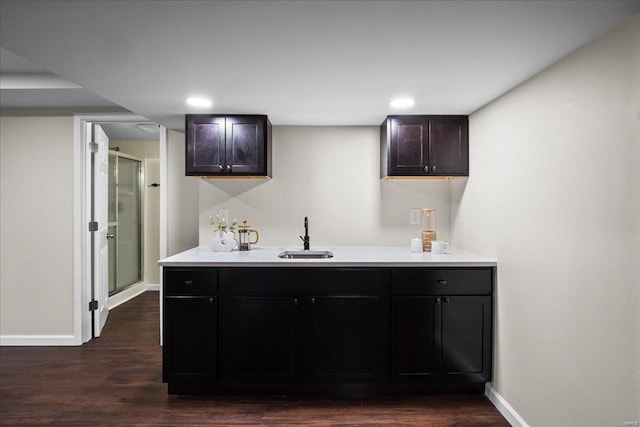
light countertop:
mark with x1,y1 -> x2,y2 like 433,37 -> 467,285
158,246 -> 496,267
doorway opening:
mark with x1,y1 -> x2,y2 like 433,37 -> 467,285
74,114 -> 168,344
103,125 -> 162,311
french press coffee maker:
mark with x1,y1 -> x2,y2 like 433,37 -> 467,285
237,220 -> 259,251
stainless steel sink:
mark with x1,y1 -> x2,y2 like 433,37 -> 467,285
277,250 -> 334,259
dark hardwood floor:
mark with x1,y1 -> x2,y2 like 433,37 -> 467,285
0,292 -> 509,426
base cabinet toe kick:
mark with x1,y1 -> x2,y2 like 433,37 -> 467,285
162,267 -> 493,396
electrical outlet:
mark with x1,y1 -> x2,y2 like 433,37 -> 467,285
410,208 -> 421,225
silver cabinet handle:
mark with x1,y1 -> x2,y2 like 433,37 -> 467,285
218,164 -> 224,171
226,165 -> 232,172
106,233 -> 115,239
424,166 -> 428,173
432,165 -> 437,173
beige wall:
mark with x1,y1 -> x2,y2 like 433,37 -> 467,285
0,116 -> 75,336
198,126 -> 451,247
0,119 -> 198,340
451,16 -> 640,426
167,130 -> 199,255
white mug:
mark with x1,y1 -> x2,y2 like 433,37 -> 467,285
410,238 -> 423,253
431,240 -> 449,254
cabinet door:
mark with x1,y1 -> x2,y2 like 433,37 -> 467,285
308,296 -> 380,382
428,116 -> 468,175
225,116 -> 265,175
441,296 -> 491,382
388,116 -> 429,175
221,296 -> 301,381
185,115 -> 226,175
163,296 -> 217,382
391,296 -> 440,381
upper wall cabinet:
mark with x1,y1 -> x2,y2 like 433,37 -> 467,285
186,114 -> 272,177
380,115 -> 468,178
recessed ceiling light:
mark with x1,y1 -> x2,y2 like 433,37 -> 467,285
390,98 -> 415,108
186,97 -> 213,108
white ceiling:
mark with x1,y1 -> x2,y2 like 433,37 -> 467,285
0,48 -> 121,109
1,1 -> 638,130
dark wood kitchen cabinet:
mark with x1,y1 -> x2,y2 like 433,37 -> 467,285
219,268 -> 381,385
308,295 -> 380,382
185,114 -> 272,177
392,296 -> 439,380
221,295 -> 302,381
162,265 -> 492,395
440,295 -> 491,382
391,268 -> 492,386
381,115 -> 468,177
162,268 -> 218,386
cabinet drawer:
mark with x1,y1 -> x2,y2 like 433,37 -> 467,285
221,268 -> 379,295
164,268 -> 218,296
391,268 -> 491,295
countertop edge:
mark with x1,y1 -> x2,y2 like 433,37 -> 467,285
158,261 -> 497,267
158,246 -> 497,268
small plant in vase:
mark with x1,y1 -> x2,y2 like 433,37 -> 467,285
209,215 -> 238,252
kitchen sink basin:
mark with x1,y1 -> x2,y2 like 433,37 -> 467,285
277,250 -> 334,259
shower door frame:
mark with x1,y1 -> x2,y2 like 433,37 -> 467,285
108,150 -> 145,296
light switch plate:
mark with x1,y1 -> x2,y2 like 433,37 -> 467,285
410,208 -> 421,225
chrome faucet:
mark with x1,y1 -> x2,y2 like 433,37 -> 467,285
300,217 -> 310,250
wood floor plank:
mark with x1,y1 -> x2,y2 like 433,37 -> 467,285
0,292 -> 509,426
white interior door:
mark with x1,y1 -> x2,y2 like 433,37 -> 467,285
93,123 -> 110,337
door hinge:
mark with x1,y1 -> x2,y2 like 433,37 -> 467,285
89,142 -> 99,153
89,300 -> 98,311
89,221 -> 98,232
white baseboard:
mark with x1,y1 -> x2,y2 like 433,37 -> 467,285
107,282 -> 146,310
107,283 -> 159,310
485,382 -> 529,427
1,287 -> 161,347
0,334 -> 80,346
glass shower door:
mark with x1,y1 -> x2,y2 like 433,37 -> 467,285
108,152 -> 143,295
